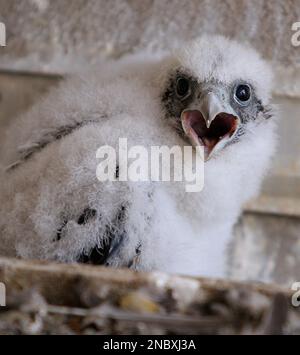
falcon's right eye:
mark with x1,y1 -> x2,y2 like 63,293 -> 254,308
234,84 -> 251,105
176,77 -> 190,99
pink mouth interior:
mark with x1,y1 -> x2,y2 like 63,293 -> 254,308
182,110 -> 238,156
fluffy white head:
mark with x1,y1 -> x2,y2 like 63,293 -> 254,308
175,35 -> 272,102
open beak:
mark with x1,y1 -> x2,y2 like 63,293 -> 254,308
181,93 -> 240,161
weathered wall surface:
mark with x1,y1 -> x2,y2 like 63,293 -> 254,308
0,0 -> 299,74
0,73 -> 59,132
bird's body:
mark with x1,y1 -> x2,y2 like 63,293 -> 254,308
0,36 -> 277,278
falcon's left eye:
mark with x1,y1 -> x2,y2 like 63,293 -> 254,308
176,77 -> 190,99
234,84 -> 251,105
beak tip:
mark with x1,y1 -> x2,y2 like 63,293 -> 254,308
205,119 -> 211,129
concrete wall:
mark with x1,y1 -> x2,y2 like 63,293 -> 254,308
0,0 -> 300,72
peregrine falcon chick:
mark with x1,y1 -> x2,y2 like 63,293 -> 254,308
0,36 -> 277,278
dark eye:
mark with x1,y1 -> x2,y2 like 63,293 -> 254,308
176,77 -> 190,98
234,84 -> 251,104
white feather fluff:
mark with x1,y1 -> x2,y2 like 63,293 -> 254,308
0,36 -> 277,278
